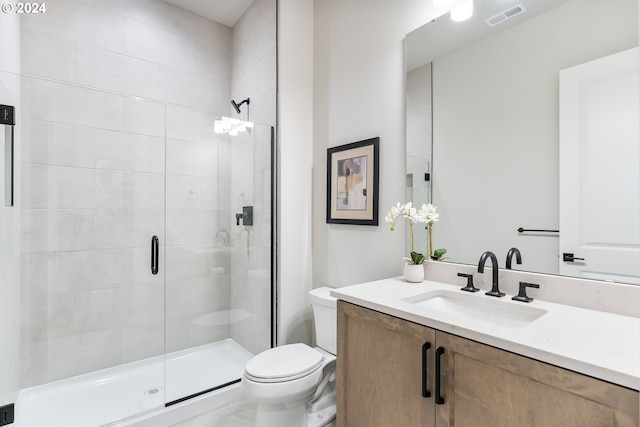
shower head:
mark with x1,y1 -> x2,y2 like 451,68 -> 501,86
231,98 -> 250,114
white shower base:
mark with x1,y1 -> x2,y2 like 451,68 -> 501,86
15,339 -> 254,427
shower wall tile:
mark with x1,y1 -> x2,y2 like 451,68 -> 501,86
121,324 -> 164,363
75,128 -> 165,173
164,68 -> 225,113
201,53 -> 230,92
72,6 -> 125,53
246,88 -> 277,130
22,250 -> 126,298
231,0 -> 276,128
165,275 -> 231,352
120,284 -> 164,327
123,97 -> 165,138
124,19 -> 204,75
202,45 -> 232,82
166,139 -> 218,177
164,3 -> 231,48
218,182 -> 232,212
21,164 -> 96,209
231,139 -> 253,179
73,210 -> 134,250
123,172 -> 165,210
21,209 -> 75,253
76,289 -> 124,333
166,277 -> 224,315
0,261 -> 20,404
93,170 -> 125,210
56,249 -> 125,292
253,171 -> 272,247
76,44 -> 166,101
76,329 -> 123,374
123,247 -> 165,287
21,334 -> 82,387
130,211 -> 164,248
22,329 -> 123,385
252,213 -> 271,250
166,210 -> 218,246
22,1 -> 124,53
19,0 -> 79,41
254,127 -> 273,173
21,253 -> 49,298
22,78 -> 123,130
231,175 -> 254,213
21,294 -> 76,341
218,140 -> 232,180
165,245 -> 229,282
166,106 -> 216,144
20,29 -> 75,83
166,175 -> 219,211
79,0 -> 167,28
22,119 -> 75,167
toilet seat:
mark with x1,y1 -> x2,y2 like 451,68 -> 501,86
245,343 -> 324,383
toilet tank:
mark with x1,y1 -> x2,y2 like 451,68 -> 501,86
308,287 -> 338,355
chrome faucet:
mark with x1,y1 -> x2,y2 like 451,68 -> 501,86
478,251 -> 504,297
215,229 -> 229,245
506,247 -> 522,269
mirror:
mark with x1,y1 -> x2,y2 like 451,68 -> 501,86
406,0 -> 639,284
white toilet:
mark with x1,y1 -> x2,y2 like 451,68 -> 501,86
241,287 -> 338,427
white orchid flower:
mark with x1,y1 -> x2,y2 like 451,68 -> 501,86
386,201 -> 443,260
419,203 -> 439,224
385,202 -> 405,230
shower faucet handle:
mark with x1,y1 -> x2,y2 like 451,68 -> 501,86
236,206 -> 254,226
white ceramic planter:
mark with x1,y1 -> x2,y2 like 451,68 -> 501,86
403,262 -> 424,283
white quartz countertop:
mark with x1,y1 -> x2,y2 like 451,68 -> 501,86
331,277 -> 640,390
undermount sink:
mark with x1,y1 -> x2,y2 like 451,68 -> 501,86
403,289 -> 548,328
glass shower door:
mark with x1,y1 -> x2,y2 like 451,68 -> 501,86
18,75 -> 167,426
164,106 -> 273,403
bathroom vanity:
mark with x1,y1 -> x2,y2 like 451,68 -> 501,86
331,277 -> 640,427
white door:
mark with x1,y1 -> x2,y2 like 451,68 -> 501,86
559,47 -> 640,284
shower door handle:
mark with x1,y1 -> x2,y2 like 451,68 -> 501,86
151,236 -> 159,275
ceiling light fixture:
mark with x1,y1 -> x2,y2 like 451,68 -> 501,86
451,0 -> 473,22
214,116 -> 254,136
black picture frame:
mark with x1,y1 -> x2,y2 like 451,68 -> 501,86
326,137 -> 379,226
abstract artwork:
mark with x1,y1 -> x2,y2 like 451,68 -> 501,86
326,137 -> 379,225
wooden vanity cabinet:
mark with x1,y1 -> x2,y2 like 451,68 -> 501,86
336,299 -> 436,426
337,301 -> 639,427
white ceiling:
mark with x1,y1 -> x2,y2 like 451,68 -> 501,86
164,0 -> 254,27
406,0 -> 573,71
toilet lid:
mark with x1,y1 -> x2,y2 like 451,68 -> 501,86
245,343 -> 323,382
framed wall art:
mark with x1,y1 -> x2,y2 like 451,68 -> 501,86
326,137 -> 379,226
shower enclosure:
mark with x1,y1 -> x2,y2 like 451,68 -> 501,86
3,70 -> 274,426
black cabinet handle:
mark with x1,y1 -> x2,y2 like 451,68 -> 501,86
151,236 -> 159,275
421,341 -> 431,398
435,347 -> 445,405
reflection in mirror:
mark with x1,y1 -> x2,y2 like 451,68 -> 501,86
406,0 -> 639,284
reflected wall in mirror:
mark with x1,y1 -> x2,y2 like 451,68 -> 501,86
406,0 -> 639,284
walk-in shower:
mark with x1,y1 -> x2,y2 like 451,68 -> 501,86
0,0 -> 277,425
1,71 -> 274,427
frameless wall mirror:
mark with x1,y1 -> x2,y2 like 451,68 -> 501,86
1,103 -> 14,207
405,0 -> 639,284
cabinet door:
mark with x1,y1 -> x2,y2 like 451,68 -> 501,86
435,331 -> 640,427
337,301 -> 436,427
